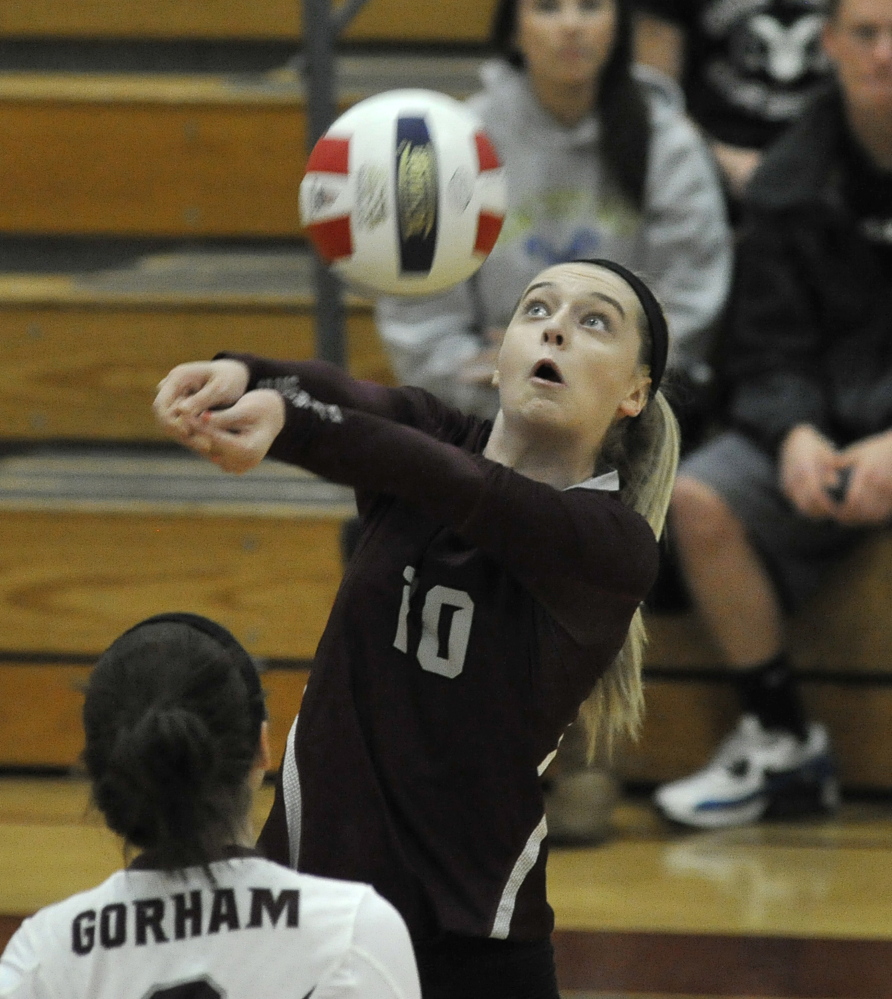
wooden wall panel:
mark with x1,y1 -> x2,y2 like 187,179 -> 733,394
0,0 -> 496,42
622,680 -> 892,789
261,668 -> 308,764
0,664 -> 92,767
0,662 -> 308,768
0,303 -> 392,440
0,98 -> 303,236
0,510 -> 344,659
554,930 -> 892,999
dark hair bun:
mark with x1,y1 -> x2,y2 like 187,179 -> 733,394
83,616 -> 264,870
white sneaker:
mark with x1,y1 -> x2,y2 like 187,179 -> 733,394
654,715 -> 840,829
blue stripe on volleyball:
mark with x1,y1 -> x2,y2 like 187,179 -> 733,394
395,115 -> 438,275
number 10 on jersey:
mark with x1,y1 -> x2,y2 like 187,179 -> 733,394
393,566 -> 475,679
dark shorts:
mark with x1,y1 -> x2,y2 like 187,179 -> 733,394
679,431 -> 869,610
413,934 -> 559,999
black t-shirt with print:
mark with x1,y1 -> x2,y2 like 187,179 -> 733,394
637,0 -> 832,148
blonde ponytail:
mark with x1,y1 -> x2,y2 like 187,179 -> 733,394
579,390 -> 680,756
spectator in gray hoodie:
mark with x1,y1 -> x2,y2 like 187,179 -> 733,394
376,0 -> 732,432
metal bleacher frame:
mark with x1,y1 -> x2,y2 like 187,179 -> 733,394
302,0 -> 371,370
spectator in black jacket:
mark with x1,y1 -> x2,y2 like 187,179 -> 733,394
654,0 -> 892,829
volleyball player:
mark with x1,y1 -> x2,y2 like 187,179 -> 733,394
152,259 -> 680,999
0,614 -> 420,999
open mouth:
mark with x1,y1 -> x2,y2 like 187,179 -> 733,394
532,359 -> 564,384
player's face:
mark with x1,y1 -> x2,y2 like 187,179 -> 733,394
515,0 -> 617,89
824,0 -> 892,117
495,262 -> 651,451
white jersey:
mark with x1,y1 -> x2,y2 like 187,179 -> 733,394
0,853 -> 420,999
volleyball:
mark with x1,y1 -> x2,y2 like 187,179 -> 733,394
300,89 -> 506,297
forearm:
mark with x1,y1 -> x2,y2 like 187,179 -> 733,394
268,391 -> 490,525
218,354 -> 407,421
269,392 -> 656,604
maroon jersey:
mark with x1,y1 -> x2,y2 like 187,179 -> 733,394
236,356 -> 659,943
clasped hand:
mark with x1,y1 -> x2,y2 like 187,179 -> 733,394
153,360 -> 286,474
780,424 -> 892,526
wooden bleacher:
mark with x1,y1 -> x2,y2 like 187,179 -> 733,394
627,531 -> 892,791
0,253 -> 392,440
0,0 -> 489,769
0,57 -> 482,238
0,447 -> 362,766
0,2 -> 493,768
0,0 -> 495,43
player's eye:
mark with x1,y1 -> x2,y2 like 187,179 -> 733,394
524,299 -> 551,317
581,312 -> 609,331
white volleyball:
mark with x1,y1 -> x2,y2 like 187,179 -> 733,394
300,89 -> 506,297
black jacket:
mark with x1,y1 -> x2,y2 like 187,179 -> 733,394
722,86 -> 892,455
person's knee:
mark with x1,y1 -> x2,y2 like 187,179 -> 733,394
670,476 -> 743,553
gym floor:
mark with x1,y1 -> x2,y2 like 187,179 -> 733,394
2,776 -> 890,998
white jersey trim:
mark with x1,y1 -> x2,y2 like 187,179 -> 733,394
489,814 -> 548,939
537,749 -> 558,777
566,469 -> 620,492
282,714 -> 302,869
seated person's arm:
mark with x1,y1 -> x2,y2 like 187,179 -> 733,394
375,279 -> 499,418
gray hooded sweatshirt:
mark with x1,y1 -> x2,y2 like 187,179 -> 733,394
375,60 -> 733,418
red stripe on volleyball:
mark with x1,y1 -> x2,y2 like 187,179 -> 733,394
474,212 -> 504,256
474,132 -> 501,172
308,216 -> 353,261
306,136 -> 350,175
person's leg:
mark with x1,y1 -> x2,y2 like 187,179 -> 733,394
671,474 -> 783,667
653,433 -> 843,828
670,475 -> 807,739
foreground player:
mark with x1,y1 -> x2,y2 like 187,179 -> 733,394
153,259 -> 680,999
0,614 -> 420,999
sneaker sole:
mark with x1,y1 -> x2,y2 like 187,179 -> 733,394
656,756 -> 840,829
656,796 -> 765,829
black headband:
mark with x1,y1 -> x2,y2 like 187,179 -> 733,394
116,612 -> 267,727
572,258 -> 669,395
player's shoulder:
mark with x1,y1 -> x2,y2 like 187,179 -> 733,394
26,869 -> 130,923
3,869 -> 131,962
563,481 -> 659,567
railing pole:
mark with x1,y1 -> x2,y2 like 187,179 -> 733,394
303,0 -> 347,367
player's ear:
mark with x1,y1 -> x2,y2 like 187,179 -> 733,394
492,368 -> 500,387
616,375 -> 649,419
